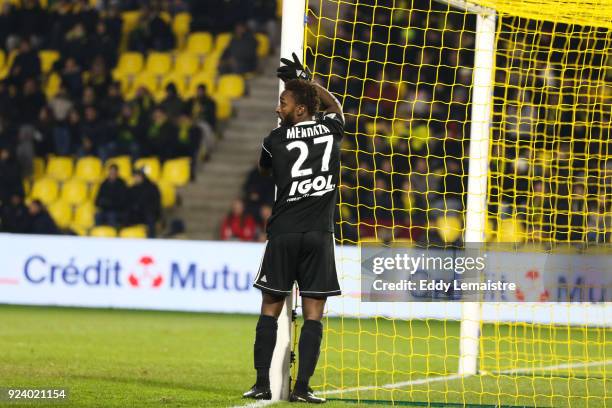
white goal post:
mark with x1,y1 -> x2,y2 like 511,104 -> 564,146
269,0 -> 306,401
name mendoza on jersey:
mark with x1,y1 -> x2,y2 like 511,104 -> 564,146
286,124 -> 331,139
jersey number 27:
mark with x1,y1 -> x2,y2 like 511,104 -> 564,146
286,135 -> 334,178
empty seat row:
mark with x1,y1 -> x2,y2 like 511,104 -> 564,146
29,176 -> 176,209
34,156 -> 190,186
47,198 -> 148,238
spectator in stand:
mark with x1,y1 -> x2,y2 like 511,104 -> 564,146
13,0 -> 48,48
15,124 -> 36,178
125,168 -> 161,238
81,106 -> 108,159
256,204 -> 272,242
99,81 -> 123,120
188,84 -> 216,129
78,86 -> 98,115
128,5 -> 175,52
0,147 -> 23,205
17,78 -> 46,125
113,103 -> 142,159
9,38 -> 41,87
0,3 -> 14,51
145,106 -> 177,160
132,86 -> 155,128
62,22 -> 90,69
0,193 -> 29,233
176,111 -> 202,180
61,57 -> 84,99
219,22 -> 258,74
34,106 -> 54,156
220,198 -> 257,241
243,163 -> 274,207
86,56 -> 113,101
89,21 -> 118,69
48,83 -> 74,123
187,84 -> 217,156
160,83 -> 184,121
49,89 -> 76,155
102,4 -> 123,46
95,164 -> 127,227
25,199 -> 59,235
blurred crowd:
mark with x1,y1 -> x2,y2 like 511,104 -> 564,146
0,0 -> 276,238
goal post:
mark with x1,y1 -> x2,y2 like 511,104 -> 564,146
269,0 -> 306,401
458,7 -> 497,377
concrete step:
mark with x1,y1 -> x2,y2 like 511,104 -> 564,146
233,98 -> 278,111
250,88 -> 279,100
176,55 -> 282,239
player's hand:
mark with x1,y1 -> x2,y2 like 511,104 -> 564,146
277,52 -> 312,82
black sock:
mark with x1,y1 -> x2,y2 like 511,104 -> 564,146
254,314 -> 277,388
295,319 -> 323,392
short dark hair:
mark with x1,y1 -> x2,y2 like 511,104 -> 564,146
284,79 -> 319,115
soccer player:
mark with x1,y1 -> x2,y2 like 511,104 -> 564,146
243,54 -> 344,404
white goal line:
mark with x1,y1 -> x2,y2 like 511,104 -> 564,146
318,358 -> 612,396
233,358 -> 611,407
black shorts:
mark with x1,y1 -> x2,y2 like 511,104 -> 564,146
253,231 -> 341,298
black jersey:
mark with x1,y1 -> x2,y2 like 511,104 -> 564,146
259,112 -> 344,237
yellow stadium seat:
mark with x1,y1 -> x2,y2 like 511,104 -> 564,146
48,200 -> 73,229
158,181 -> 176,208
31,178 -> 59,205
46,156 -> 73,181
89,182 -> 100,201
45,72 -> 62,98
23,179 -> 31,196
435,215 -> 462,243
161,72 -> 189,99
73,202 -> 95,230
145,52 -> 172,75
33,157 -> 46,180
60,179 -> 88,206
0,50 -> 4,70
159,11 -> 171,24
90,226 -> 117,238
104,156 -> 132,183
161,157 -> 190,187
112,52 -> 144,79
172,12 -> 192,49
497,218 -> 526,243
255,33 -> 270,57
186,32 -> 214,55
203,54 -> 220,76
0,50 -> 16,80
174,52 -> 200,76
212,96 -> 232,120
39,50 -> 60,74
121,11 -> 141,35
75,156 -> 102,183
216,74 -> 245,100
119,225 -> 147,239
214,32 -> 232,54
134,157 -> 161,182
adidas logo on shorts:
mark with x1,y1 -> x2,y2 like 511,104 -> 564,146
260,275 -> 267,283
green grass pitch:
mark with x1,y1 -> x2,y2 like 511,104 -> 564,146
1,305 -> 609,407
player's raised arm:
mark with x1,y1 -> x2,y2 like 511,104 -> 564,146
277,52 -> 344,121
312,81 -> 343,120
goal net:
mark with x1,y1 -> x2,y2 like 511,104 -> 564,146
296,0 -> 612,406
